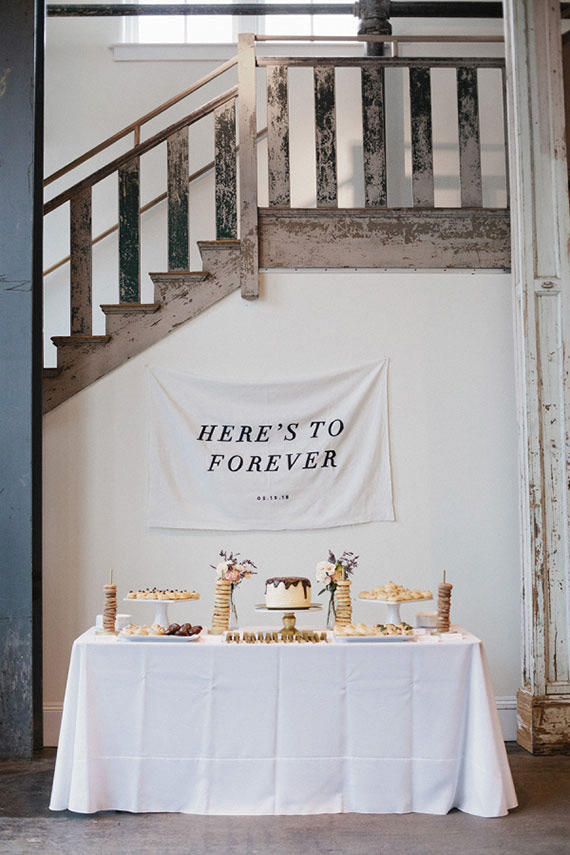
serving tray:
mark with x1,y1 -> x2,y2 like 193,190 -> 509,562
117,633 -> 202,643
334,634 -> 415,643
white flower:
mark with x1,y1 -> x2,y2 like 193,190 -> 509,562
316,561 -> 336,584
332,567 -> 343,584
216,561 -> 229,579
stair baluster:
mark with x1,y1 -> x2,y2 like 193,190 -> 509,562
118,157 -> 141,302
409,67 -> 434,208
314,66 -> 338,208
362,65 -> 387,208
167,128 -> 190,271
214,98 -> 238,239
457,66 -> 483,208
69,186 -> 93,334
267,65 -> 291,208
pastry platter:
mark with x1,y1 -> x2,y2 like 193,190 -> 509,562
117,632 -> 202,643
334,633 -> 415,643
122,597 -> 198,628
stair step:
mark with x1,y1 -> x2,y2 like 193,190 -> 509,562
148,270 -> 210,303
44,251 -> 240,412
197,240 -> 240,252
100,302 -> 161,336
51,335 -> 111,347
43,367 -> 61,379
100,302 -> 161,315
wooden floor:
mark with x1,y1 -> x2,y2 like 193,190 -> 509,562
0,745 -> 568,855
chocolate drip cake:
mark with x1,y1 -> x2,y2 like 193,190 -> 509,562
265,577 -> 311,609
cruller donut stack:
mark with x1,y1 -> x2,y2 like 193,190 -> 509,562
334,579 -> 353,631
437,581 -> 453,633
103,582 -> 117,633
210,578 -> 231,635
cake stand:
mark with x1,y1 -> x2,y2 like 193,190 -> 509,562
360,597 -> 433,626
254,604 -> 322,639
123,597 -> 199,628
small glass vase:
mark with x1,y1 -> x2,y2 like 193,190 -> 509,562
229,583 -> 239,629
326,586 -> 337,629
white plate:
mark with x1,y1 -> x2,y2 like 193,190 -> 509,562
117,632 -> 202,642
334,634 -> 415,643
122,597 -> 199,603
254,603 -> 322,611
357,597 -> 433,604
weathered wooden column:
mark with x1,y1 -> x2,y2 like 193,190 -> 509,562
0,0 -> 44,758
503,0 -> 570,754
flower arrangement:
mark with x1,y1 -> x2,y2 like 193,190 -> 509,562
316,550 -> 358,627
211,550 -> 257,626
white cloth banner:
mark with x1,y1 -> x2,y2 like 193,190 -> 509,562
147,361 -> 394,530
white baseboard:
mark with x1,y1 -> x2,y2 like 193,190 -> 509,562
43,696 -> 519,747
495,696 -> 517,741
43,703 -> 63,748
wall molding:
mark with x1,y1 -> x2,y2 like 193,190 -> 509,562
43,696 -> 518,747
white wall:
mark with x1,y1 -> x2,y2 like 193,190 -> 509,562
43,16 -> 519,744
43,269 -> 520,741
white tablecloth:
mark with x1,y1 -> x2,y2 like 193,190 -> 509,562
50,629 -> 517,817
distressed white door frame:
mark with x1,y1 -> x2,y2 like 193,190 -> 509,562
503,0 -> 570,752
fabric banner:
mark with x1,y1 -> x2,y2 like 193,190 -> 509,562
147,361 -> 394,530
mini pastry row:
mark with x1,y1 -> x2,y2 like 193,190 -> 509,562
126,588 -> 199,600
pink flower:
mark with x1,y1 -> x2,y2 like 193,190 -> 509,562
225,568 -> 241,583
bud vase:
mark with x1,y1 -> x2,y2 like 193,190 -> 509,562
325,585 -> 338,628
228,583 -> 239,629
334,579 -> 352,632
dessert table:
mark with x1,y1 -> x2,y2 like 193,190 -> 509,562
49,628 -> 517,817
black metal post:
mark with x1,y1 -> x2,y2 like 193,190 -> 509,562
357,0 -> 391,57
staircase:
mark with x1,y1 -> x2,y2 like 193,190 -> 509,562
43,33 -> 510,413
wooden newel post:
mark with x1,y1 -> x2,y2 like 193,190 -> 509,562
237,32 -> 259,300
504,0 -> 570,754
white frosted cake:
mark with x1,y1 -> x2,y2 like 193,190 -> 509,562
265,577 -> 311,609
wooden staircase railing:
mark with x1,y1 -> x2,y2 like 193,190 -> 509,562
44,86 -> 238,333
43,32 -> 510,378
258,53 -> 507,212
43,127 -> 268,280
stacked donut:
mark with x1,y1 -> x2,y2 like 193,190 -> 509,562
211,578 -> 231,634
334,580 -> 352,630
103,583 -> 117,633
437,582 -> 453,632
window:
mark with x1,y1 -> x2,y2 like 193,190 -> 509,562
124,0 -> 356,44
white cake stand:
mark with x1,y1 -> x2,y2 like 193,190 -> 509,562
254,603 -> 322,638
360,597 -> 433,626
123,597 -> 199,628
